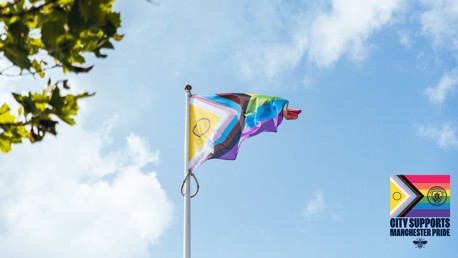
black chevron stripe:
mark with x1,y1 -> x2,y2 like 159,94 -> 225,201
398,175 -> 425,217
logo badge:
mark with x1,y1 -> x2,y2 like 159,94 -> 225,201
389,175 -> 451,247
390,175 -> 450,217
427,186 -> 447,206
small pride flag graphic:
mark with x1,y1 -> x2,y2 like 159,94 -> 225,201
390,175 -> 450,218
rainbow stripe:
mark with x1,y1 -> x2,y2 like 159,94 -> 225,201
404,175 -> 450,217
188,93 -> 301,172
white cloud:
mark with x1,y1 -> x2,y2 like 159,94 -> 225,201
302,192 -> 344,222
303,191 -> 326,219
424,69 -> 458,104
331,214 -> 343,223
420,0 -> 458,52
240,0 -> 401,80
417,123 -> 458,149
0,117 -> 173,258
308,0 -> 400,67
420,1 -> 458,105
240,36 -> 308,81
398,30 -> 412,48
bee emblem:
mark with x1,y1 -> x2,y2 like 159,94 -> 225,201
413,238 -> 427,249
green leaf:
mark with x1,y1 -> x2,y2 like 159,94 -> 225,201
57,0 -> 74,5
108,12 -> 122,28
113,33 -> 124,41
0,135 -> 12,153
31,59 -> 45,78
49,86 -> 64,110
41,17 -> 68,62
3,44 -> 32,69
8,21 -> 29,44
13,93 -> 37,114
14,125 -> 29,138
38,118 -> 58,135
0,104 -> 16,124
0,123 -> 28,153
30,92 -> 49,112
78,0 -> 108,25
3,21 -> 32,69
72,65 -> 93,73
0,0 -> 122,153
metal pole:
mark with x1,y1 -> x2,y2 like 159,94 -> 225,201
183,84 -> 192,258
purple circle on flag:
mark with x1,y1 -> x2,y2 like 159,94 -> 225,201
193,118 -> 211,137
392,192 -> 402,201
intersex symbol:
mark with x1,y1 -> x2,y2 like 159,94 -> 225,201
193,118 -> 211,137
392,192 -> 402,201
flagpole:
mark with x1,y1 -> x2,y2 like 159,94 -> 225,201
183,84 -> 192,258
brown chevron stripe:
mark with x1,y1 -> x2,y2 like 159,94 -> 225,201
211,94 -> 251,159
398,175 -> 425,217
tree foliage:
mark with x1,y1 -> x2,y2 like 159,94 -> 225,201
0,0 -> 122,153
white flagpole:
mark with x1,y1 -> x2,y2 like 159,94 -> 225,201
183,85 -> 192,258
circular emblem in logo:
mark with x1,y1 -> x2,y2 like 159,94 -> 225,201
427,186 -> 447,206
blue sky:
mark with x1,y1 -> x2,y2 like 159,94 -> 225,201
0,0 -> 457,257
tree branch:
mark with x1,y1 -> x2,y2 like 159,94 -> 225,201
0,121 -> 28,127
0,63 -> 61,77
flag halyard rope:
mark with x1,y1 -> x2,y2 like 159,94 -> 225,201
181,172 -> 200,198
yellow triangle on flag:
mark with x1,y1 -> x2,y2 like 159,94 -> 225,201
390,176 -> 411,217
189,104 -> 221,161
